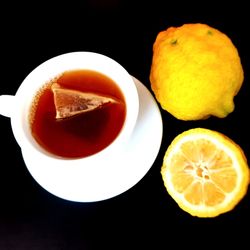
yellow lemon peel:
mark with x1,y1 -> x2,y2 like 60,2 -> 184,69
150,23 -> 244,120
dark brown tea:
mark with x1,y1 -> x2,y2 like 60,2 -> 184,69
29,69 -> 126,158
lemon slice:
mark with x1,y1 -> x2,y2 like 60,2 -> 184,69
51,83 -> 117,119
161,128 -> 249,217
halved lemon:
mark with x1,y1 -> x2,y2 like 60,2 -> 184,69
161,128 -> 249,217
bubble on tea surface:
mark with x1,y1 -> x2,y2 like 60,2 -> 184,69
29,81 -> 54,125
51,83 -> 119,119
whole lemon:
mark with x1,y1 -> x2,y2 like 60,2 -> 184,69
149,23 -> 244,120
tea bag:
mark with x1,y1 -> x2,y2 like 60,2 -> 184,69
51,83 -> 117,119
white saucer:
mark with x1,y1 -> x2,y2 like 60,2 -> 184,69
22,76 -> 163,202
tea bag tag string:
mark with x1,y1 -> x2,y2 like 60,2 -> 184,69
0,95 -> 16,118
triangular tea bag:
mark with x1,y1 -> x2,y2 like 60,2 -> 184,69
51,83 -> 117,119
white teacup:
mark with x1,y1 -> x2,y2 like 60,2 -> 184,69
0,51 -> 139,201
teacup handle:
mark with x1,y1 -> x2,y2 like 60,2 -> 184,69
0,95 -> 16,118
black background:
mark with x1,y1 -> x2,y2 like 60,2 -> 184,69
1,1 -> 250,249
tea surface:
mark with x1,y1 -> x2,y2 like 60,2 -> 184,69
30,69 -> 126,158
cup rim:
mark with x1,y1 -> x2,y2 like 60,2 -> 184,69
10,51 -> 139,164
